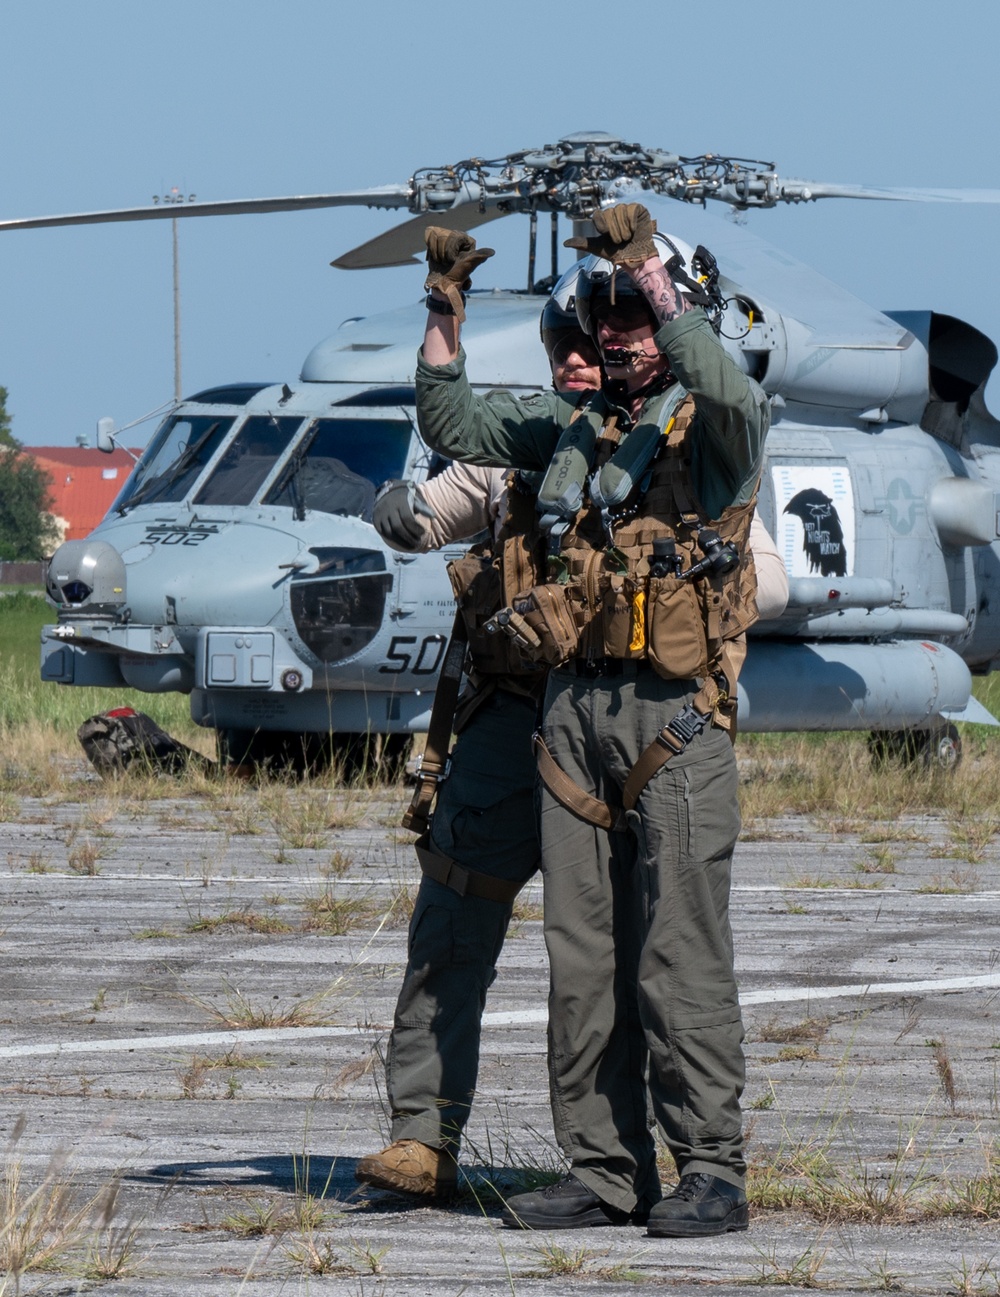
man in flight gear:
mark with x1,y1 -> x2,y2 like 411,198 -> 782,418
413,204 -> 769,1238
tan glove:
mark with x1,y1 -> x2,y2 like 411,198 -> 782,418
424,227 -> 495,323
563,203 -> 658,266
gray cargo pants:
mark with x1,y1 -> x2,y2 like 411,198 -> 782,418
387,688 -> 540,1152
539,661 -> 745,1215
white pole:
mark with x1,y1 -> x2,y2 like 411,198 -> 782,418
172,216 -> 182,402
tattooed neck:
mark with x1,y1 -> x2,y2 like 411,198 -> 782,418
630,264 -> 690,328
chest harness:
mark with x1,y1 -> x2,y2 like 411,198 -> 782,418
490,385 -> 760,830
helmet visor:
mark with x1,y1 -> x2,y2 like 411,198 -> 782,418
549,331 -> 600,368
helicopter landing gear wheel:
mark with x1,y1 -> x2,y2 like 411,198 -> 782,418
926,723 -> 963,771
868,723 -> 962,773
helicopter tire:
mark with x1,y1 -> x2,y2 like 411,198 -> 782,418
217,726 -> 412,782
867,723 -> 962,773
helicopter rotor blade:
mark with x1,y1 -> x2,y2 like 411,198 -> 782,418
770,180 -> 1000,206
331,203 -> 511,270
0,187 -> 414,233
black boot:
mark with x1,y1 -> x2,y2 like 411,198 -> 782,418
646,1173 -> 748,1238
502,1175 -> 630,1230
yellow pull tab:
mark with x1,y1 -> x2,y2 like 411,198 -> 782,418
629,590 -> 647,653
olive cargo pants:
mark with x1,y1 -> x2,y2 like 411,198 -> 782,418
539,661 -> 746,1215
386,689 -> 540,1152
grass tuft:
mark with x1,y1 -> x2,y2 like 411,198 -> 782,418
180,977 -> 341,1029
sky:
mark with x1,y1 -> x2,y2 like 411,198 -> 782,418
2,0 -> 1000,447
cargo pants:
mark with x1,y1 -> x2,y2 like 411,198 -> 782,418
538,660 -> 746,1215
386,688 -> 541,1152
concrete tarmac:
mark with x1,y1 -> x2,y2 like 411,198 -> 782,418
1,774 -> 999,1294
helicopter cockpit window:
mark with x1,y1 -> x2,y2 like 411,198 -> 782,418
194,416 -> 304,506
114,415 -> 235,511
262,417 -> 410,522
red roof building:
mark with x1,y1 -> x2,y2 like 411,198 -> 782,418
21,446 -> 140,546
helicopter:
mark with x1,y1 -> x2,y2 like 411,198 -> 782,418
6,131 -> 1000,769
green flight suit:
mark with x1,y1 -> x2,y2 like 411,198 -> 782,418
415,308 -> 769,1210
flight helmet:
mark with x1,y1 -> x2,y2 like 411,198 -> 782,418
539,261 -> 589,362
574,231 -> 704,342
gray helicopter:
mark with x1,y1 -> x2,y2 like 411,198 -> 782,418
6,132 -> 1000,767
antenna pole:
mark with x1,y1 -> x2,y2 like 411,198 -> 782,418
551,212 -> 559,279
527,210 -> 537,292
172,216 -> 182,402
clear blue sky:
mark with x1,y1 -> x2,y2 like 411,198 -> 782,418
3,0 -> 1000,446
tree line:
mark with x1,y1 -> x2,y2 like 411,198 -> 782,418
0,386 -> 59,560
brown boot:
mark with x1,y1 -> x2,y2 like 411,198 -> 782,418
355,1140 -> 458,1198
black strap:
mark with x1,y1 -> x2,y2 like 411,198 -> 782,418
415,835 -> 525,904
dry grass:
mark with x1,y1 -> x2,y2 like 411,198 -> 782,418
300,886 -> 373,935
737,731 -> 1000,823
321,849 -> 354,877
180,977 -> 342,1029
377,878 -> 417,930
753,1017 -> 830,1045
749,1238 -> 831,1288
858,844 -> 897,874
932,1040 -> 960,1112
0,1119 -> 158,1289
67,839 -> 101,875
918,867 -> 982,895
740,1067 -> 1000,1229
187,908 -> 293,936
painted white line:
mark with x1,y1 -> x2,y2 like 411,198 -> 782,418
2,972 -> 998,1061
0,1025 -> 370,1060
740,972 -> 1000,1005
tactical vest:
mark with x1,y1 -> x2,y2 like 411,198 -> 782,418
505,392 -> 760,686
444,472 -> 549,707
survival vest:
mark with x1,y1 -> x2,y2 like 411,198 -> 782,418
494,388 -> 759,689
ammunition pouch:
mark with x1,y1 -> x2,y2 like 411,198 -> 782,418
645,574 -> 711,681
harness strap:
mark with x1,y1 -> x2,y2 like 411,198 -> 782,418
401,610 -> 468,836
415,835 -> 525,904
534,673 -> 731,829
621,676 -> 724,810
533,731 -> 621,831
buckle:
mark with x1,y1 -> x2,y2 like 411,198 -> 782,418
660,703 -> 711,750
413,753 -> 451,783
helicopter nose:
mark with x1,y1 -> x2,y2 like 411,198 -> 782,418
46,539 -> 127,610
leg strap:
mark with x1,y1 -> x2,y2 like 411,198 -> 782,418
415,836 -> 525,905
534,673 -> 731,828
533,731 -> 623,831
